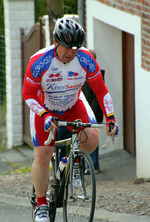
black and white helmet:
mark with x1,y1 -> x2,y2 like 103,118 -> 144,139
53,17 -> 85,49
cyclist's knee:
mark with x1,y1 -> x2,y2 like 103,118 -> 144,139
34,146 -> 54,167
79,128 -> 99,153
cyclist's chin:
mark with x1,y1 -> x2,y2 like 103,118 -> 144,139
62,56 -> 74,63
64,58 -> 72,63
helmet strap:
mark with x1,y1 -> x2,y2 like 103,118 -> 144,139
55,44 -> 59,58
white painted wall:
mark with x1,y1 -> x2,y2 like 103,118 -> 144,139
87,0 -> 150,178
43,15 -> 50,47
93,18 -> 123,154
4,0 -> 35,149
4,0 -> 50,149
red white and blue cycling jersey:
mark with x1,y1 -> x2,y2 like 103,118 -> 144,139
22,45 -> 115,146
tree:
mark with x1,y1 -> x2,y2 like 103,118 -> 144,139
46,0 -> 78,43
35,0 -> 77,22
0,0 -> 4,35
47,0 -> 64,43
64,0 -> 77,14
35,0 -> 47,23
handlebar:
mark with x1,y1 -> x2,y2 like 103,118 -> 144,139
44,118 -> 115,149
44,128 -> 56,146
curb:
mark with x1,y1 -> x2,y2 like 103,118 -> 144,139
94,208 -> 150,222
0,193 -> 150,222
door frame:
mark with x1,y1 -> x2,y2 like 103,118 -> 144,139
122,31 -> 136,155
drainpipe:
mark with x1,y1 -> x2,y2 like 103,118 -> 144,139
78,0 -> 84,29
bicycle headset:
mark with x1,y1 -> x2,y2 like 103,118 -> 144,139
53,17 -> 85,49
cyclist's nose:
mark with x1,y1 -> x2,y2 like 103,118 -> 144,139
66,48 -> 73,55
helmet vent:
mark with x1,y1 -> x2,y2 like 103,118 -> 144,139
66,23 -> 71,30
59,24 -> 63,30
75,24 -> 79,31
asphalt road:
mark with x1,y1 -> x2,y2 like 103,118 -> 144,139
0,202 -> 102,222
0,203 -> 64,222
0,203 -> 32,222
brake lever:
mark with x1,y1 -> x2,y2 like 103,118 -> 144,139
52,116 -> 59,126
109,121 -> 115,144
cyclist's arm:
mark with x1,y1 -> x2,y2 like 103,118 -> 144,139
80,49 -> 115,124
88,71 -> 118,136
22,62 -> 49,118
22,72 -> 55,132
88,72 -> 115,122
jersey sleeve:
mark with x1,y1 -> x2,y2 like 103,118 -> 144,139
22,58 -> 48,117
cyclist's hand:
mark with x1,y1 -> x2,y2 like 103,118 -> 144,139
43,114 -> 58,132
43,114 -> 52,131
106,121 -> 119,137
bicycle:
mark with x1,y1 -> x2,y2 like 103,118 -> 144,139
28,117 -> 114,222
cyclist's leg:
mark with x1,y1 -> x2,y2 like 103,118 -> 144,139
32,145 -> 54,198
30,111 -> 55,199
67,92 -> 99,154
85,146 -> 100,174
30,111 -> 56,222
90,146 -> 100,170
79,127 -> 99,153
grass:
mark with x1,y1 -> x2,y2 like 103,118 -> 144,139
2,164 -> 52,175
3,165 -> 31,175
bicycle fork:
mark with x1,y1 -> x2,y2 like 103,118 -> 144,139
69,152 -> 88,200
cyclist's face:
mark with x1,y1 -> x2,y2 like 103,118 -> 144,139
56,44 -> 78,63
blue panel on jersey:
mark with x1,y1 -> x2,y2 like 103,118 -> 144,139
76,50 -> 96,73
31,50 -> 54,79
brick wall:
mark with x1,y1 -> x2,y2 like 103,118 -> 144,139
85,0 -> 150,71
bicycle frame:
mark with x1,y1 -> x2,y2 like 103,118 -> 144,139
51,124 -> 81,207
49,119 -> 92,208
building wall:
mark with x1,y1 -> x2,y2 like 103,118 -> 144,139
4,0 -> 50,149
4,0 -> 35,148
86,0 -> 150,178
86,0 -> 150,72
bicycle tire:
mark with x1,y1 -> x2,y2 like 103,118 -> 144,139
47,156 -> 57,222
31,186 -> 36,222
63,150 -> 96,222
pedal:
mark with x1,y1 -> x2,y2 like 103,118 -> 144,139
27,192 -> 37,207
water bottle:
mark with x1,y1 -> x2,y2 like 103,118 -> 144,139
56,157 -> 68,180
73,159 -> 82,188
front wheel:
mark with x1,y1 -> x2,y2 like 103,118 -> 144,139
63,150 -> 96,222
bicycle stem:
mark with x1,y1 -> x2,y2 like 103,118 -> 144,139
71,132 -> 79,151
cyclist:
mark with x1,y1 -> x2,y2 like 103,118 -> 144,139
22,17 -> 118,222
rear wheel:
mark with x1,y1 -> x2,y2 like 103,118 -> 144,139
47,156 -> 57,222
63,151 -> 96,222
31,186 -> 36,222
